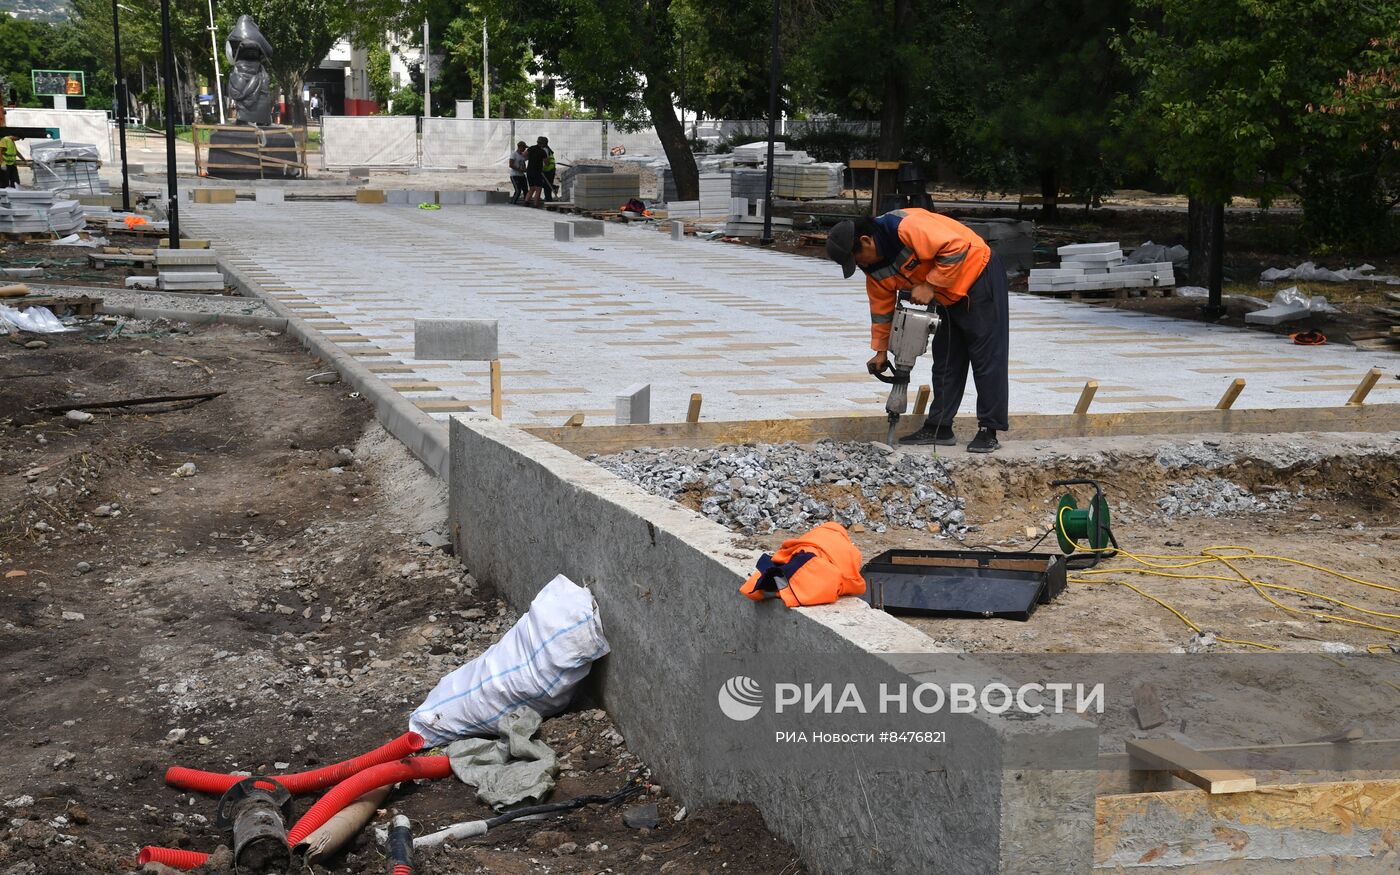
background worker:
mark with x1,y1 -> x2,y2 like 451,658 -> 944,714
538,136 -> 557,202
508,140 -> 529,204
524,137 -> 549,207
0,133 -> 22,188
825,209 -> 1009,453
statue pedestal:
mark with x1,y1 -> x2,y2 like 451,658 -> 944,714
197,124 -> 307,180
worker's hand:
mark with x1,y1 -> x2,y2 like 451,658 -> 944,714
909,283 -> 936,306
866,351 -> 890,376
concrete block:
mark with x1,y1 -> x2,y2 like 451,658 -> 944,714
437,190 -> 466,206
1245,305 -> 1311,325
1057,242 -> 1119,257
729,197 -> 749,218
385,189 -> 410,205
554,222 -> 575,242
356,188 -> 387,204
255,188 -> 285,204
572,219 -> 605,238
348,166 -> 371,179
463,191 -> 490,205
408,190 -> 436,205
485,190 -> 512,204
670,221 -> 685,240
158,272 -> 225,290
414,318 -> 499,361
615,383 -> 650,425
154,248 -> 219,267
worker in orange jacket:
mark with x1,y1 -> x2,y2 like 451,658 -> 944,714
826,209 -> 1009,453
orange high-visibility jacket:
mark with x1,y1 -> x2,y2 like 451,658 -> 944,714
862,209 -> 990,351
740,522 -> 865,608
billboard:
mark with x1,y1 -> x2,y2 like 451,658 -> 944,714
31,70 -> 86,98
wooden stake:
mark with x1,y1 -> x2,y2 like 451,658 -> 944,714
489,360 -> 503,418
1347,367 -> 1383,406
686,393 -> 703,423
1074,380 -> 1099,415
1215,378 -> 1245,410
913,384 -> 931,415
564,413 -> 585,427
1126,739 -> 1256,795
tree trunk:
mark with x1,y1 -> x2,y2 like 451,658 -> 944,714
876,0 -> 911,161
282,72 -> 306,127
1039,166 -> 1059,220
645,77 -> 697,201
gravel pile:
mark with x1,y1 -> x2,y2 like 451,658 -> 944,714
592,440 -> 966,535
1157,477 -> 1297,518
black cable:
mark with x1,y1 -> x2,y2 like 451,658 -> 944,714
484,783 -> 642,829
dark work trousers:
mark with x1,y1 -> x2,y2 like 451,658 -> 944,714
923,251 -> 1010,433
509,175 -> 527,204
1,165 -> 18,188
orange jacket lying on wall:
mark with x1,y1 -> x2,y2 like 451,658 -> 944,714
740,522 -> 866,608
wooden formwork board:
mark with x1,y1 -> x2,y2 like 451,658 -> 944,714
525,403 -> 1400,456
1094,778 -> 1400,868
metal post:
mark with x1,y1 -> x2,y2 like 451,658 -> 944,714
482,19 -> 490,119
759,0 -> 780,245
422,18 -> 431,117
207,0 -> 225,124
160,0 -> 180,247
111,0 -> 131,211
1204,202 -> 1225,318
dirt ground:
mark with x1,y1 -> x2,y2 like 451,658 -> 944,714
0,323 -> 803,874
723,433 -> 1400,656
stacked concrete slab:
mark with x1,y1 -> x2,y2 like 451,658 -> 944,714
0,190 -> 85,235
154,248 -> 224,292
771,163 -> 844,198
1029,242 -> 1177,294
665,174 -> 733,218
574,174 -> 640,211
730,168 -> 768,200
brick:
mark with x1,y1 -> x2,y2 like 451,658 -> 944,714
414,319 -> 499,361
572,219 -> 605,238
356,189 -> 387,204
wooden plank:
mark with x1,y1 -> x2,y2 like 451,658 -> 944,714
1073,380 -> 1099,415
489,360 -> 503,419
913,384 -> 931,415
524,403 -> 1400,456
686,393 -> 703,423
1095,779 -> 1400,868
1132,683 -> 1168,730
1126,739 -> 1256,794
1214,378 -> 1246,410
1347,367 -> 1383,405
564,413 -> 585,427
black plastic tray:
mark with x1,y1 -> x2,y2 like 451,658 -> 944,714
860,549 -> 1066,621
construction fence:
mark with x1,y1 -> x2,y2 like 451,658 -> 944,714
319,116 -> 875,171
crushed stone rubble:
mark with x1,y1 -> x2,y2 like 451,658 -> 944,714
592,440 -> 967,535
1156,477 -> 1299,518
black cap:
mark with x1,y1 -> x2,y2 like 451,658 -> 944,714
826,220 -> 857,278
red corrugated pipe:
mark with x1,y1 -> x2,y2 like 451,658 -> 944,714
286,756 -> 451,847
392,866 -> 414,875
164,731 -> 424,796
137,846 -> 210,870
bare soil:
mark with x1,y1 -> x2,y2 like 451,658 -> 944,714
737,434 -> 1400,655
0,324 -> 802,874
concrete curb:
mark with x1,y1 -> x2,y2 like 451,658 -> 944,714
97,303 -> 288,331
212,246 -> 450,477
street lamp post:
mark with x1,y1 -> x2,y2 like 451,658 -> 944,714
760,0 -> 780,246
111,0 -> 131,211
159,0 -> 181,247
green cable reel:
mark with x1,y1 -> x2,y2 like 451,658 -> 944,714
1052,479 -> 1114,555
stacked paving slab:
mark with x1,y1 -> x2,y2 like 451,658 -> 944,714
771,163 -> 844,198
154,248 -> 224,292
0,190 -> 85,235
664,174 -> 733,218
1029,242 -> 1176,294
573,173 -> 641,211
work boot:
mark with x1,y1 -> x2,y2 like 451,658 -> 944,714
967,428 -> 1000,454
899,424 -> 956,446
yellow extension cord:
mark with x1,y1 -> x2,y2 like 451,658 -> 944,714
1056,507 -> 1400,655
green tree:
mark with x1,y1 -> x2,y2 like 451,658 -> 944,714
0,17 -> 52,106
1117,0 -> 1400,248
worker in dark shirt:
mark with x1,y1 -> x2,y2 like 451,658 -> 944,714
524,139 -> 548,207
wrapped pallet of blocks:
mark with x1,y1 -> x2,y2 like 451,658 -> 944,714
771,163 -> 845,198
573,173 -> 639,211
0,190 -> 86,235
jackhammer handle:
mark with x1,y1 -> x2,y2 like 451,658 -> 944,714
1050,479 -> 1100,488
872,371 -> 906,385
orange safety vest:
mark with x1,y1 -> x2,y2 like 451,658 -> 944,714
740,522 -> 866,608
863,209 -> 990,351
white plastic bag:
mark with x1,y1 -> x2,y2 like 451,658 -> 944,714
409,574 -> 609,744
0,304 -> 74,333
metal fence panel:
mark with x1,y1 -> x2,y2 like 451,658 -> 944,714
321,115 -> 418,167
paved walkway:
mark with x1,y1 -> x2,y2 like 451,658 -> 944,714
183,202 -> 1399,427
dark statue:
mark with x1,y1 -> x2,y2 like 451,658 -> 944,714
226,15 -> 273,126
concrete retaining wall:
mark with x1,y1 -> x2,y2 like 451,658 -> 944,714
448,414 -> 1097,874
